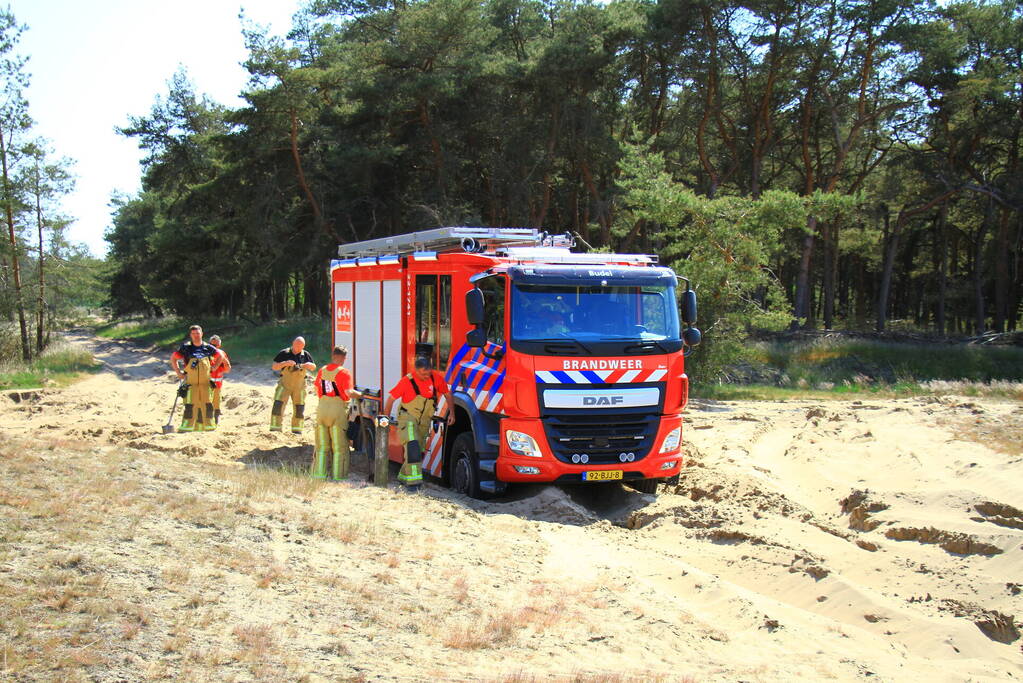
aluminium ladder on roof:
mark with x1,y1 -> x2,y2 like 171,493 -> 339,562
336,226 -> 568,258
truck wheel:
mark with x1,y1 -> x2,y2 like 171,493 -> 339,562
359,418 -> 374,459
628,478 -> 661,495
450,432 -> 489,500
359,419 -> 376,482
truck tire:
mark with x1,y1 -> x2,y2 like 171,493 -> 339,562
450,432 -> 489,500
628,478 -> 661,495
359,418 -> 374,458
360,419 -> 375,481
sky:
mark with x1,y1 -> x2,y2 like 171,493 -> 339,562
12,0 -> 305,256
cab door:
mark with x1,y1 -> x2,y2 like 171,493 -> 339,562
415,273 -> 452,476
415,274 -> 452,371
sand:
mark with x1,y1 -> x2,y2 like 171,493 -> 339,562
0,331 -> 1020,681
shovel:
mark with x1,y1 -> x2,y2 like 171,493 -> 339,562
163,382 -> 185,434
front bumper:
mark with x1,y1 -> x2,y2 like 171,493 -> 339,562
495,414 -> 683,483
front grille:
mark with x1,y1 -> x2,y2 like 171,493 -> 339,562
543,413 -> 658,465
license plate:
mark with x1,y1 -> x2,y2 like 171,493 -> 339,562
583,470 -> 623,481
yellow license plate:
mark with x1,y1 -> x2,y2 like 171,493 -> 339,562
583,470 -> 623,481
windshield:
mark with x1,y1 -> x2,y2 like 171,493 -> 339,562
511,283 -> 680,342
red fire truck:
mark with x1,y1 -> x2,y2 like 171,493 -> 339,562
330,227 -> 701,498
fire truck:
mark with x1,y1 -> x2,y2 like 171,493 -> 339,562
330,227 -> 701,498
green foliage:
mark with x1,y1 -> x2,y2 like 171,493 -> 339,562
0,333 -> 100,390
695,336 -> 1023,400
756,337 -> 1023,385
616,141 -> 862,379
93,0 -> 1023,352
94,317 -> 331,368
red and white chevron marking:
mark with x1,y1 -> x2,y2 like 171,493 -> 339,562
534,368 -> 667,384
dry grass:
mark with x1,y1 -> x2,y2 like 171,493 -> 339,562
942,405 -> 1023,457
255,560 -> 288,589
0,428 -> 682,681
495,674 -> 683,683
495,674 -> 685,683
230,464 -> 326,502
232,623 -> 277,660
441,594 -> 577,650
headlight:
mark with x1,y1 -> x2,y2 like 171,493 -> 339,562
659,426 -> 681,453
506,430 -> 542,458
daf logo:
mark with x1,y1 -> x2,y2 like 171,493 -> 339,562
583,395 -> 624,406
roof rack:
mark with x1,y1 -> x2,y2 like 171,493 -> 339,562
337,227 -> 572,258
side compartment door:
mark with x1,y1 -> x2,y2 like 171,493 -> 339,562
333,281 -> 354,373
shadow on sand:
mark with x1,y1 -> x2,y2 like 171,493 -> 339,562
235,444 -> 656,528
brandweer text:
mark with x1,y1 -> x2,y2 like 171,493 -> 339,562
562,359 -> 643,370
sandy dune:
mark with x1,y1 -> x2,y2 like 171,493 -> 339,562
0,332 -> 1021,681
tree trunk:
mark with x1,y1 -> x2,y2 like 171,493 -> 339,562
994,207 -> 1010,333
1011,213 -> 1022,331
791,215 -> 817,328
878,192 -> 956,332
854,255 -> 868,327
935,204 -> 947,336
35,161 -> 45,354
972,199 -> 994,335
822,220 -> 836,330
877,210 -> 896,333
0,121 -> 30,361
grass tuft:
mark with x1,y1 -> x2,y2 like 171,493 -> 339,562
0,335 -> 100,390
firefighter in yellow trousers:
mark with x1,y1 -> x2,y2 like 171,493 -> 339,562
311,346 -> 361,480
383,356 -> 454,491
270,336 -> 316,433
168,325 -> 222,432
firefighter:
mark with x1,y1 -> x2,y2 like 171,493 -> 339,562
208,335 -> 232,425
383,356 -> 455,491
168,325 -> 222,432
311,346 -> 361,480
270,336 -> 316,433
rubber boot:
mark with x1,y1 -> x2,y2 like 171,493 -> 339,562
330,424 -> 349,481
204,402 -> 217,431
270,400 -> 284,431
311,425 -> 329,480
398,421 -> 423,490
179,398 -> 194,432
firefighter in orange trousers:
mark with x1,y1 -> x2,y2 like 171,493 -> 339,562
383,356 -> 454,491
270,336 -> 315,433
311,346 -> 361,480
209,334 -> 232,425
168,324 -> 222,432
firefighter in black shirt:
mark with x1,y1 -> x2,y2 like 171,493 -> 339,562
168,325 -> 221,432
270,336 -> 316,433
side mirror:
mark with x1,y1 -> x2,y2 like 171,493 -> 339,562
682,326 -> 702,347
466,288 -> 484,326
466,328 -> 485,348
681,289 -> 697,325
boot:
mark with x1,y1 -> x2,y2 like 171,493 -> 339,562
270,400 -> 284,431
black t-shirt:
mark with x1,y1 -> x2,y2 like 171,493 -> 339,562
175,341 -> 218,362
274,348 -> 313,367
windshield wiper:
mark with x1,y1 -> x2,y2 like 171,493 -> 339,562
525,337 -> 595,355
623,339 -> 670,354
